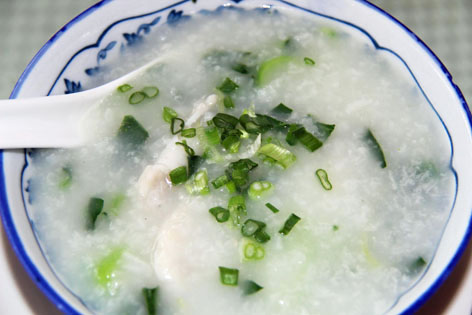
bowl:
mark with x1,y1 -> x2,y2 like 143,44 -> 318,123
1,0 -> 471,314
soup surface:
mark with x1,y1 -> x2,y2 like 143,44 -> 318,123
27,7 -> 456,315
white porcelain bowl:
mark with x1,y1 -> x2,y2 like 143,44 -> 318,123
1,0 -> 471,314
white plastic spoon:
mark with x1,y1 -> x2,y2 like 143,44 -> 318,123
0,57 -> 165,149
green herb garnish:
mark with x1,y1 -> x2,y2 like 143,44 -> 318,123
265,202 -> 280,213
142,287 -> 159,315
185,169 -> 210,195
258,143 -> 296,169
223,95 -> 235,109
117,84 -> 132,93
365,129 -> 387,168
169,166 -> 188,185
242,241 -> 265,261
315,169 -> 332,190
219,266 -> 239,286
117,115 -> 149,147
181,128 -> 196,138
217,77 -> 239,94
163,106 -> 178,123
279,213 -> 301,235
129,91 -> 146,105
176,140 -> 195,156
142,86 -> 159,98
87,197 -> 104,230
209,206 -> 230,223
58,167 -> 72,189
211,175 -> 230,189
304,57 -> 315,65
248,181 -> 273,200
242,280 -> 263,295
170,117 -> 185,135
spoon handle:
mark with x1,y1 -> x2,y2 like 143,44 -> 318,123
0,91 -> 98,149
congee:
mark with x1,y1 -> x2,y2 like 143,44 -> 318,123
27,7 -> 456,315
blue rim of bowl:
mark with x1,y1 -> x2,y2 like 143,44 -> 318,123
0,0 -> 471,314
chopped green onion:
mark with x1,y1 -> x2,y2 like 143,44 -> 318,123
292,127 -> 323,152
212,113 -> 239,130
142,287 -> 159,315
258,143 -> 296,169
219,266 -> 239,286
241,219 -> 266,237
253,229 -> 271,243
117,115 -> 149,147
271,103 -> 293,117
304,57 -> 315,65
175,140 -> 195,156
211,175 -> 229,189
185,169 -> 210,195
169,166 -> 188,185
108,193 -> 126,216
408,257 -> 427,275
225,181 -> 237,194
87,197 -> 104,230
58,167 -> 72,189
117,84 -> 132,93
265,202 -> 280,213
309,116 -> 335,142
232,63 -> 249,74
203,146 -> 224,164
365,129 -> 387,168
163,106 -> 178,123
279,213 -> 301,235
171,117 -> 185,135
242,280 -> 263,295
226,159 -> 258,191
256,55 -> 294,86
248,181 -> 273,200
217,77 -> 239,94
223,95 -> 235,109
228,195 -> 246,226
222,134 -> 241,153
315,169 -> 332,190
95,248 -> 123,287
129,91 -> 146,105
332,225 -> 339,231
209,206 -> 230,223
142,86 -> 159,98
242,241 -> 265,261
181,128 -> 196,138
204,125 -> 220,145
187,155 -> 203,177
239,114 -> 286,135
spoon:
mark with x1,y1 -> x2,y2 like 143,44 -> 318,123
0,57 -> 164,149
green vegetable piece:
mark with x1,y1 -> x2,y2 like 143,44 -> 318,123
171,117 -> 185,135
232,63 -> 250,74
117,84 -> 132,93
321,26 -> 337,38
226,159 -> 258,191
242,280 -> 264,295
142,287 -> 159,315
265,202 -> 280,213
292,127 -> 323,152
332,225 -> 339,231
253,229 -> 271,243
58,167 -> 72,189
217,77 -> 239,94
222,134 -> 241,153
258,144 -> 296,169
271,103 -> 293,117
223,95 -> 235,109
241,219 -> 266,237
315,169 -> 333,190
209,206 -> 230,223
95,248 -> 123,287
309,116 -> 335,142
176,140 -> 195,156
142,86 -> 159,98
169,166 -> 188,185
212,113 -> 239,130
225,181 -> 237,194
285,124 -> 303,146
243,241 -> 265,261
163,106 -> 178,123
129,91 -> 146,105
239,113 -> 286,135
304,57 -> 315,65
117,115 -> 149,147
228,195 -> 246,226
185,169 -> 210,195
219,266 -> 239,286
87,197 -> 104,230
204,125 -> 220,146
365,129 -> 387,168
211,175 -> 229,189
108,193 -> 126,216
279,213 -> 301,235
256,56 -> 294,86
408,257 -> 427,275
181,128 -> 196,138
248,181 -> 274,200
187,155 -> 203,178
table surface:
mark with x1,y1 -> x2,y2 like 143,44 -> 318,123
0,0 -> 471,314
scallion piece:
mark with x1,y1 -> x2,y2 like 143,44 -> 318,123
217,77 -> 239,94
365,129 -> 387,168
256,55 -> 294,86
185,169 -> 210,195
142,287 -> 159,315
87,197 -> 104,230
181,128 -> 196,138
222,134 -> 241,153
271,103 -> 293,117
232,63 -> 249,74
205,125 -> 220,145
117,83 -> 132,93
257,143 -> 296,169
163,106 -> 178,123
333,225 -> 339,231
228,195 -> 246,226
304,57 -> 315,65
225,159 -> 258,191
265,202 -> 280,213
187,155 -> 203,177
241,219 -> 266,237
142,86 -> 159,98
117,115 -> 149,147
248,181 -> 273,200
292,127 -> 323,152
169,166 -> 188,185
129,91 -> 146,105
211,175 -> 229,189
285,124 -> 303,146
176,140 -> 195,156
223,95 -> 235,109
309,115 -> 335,142
279,213 -> 301,235
242,241 -> 265,261
315,169 -> 332,190
171,117 -> 185,135
58,167 -> 72,189
225,181 -> 237,194
253,229 -> 271,243
95,248 -> 123,287
242,280 -> 263,295
209,206 -> 230,223
108,193 -> 126,216
219,266 -> 239,286
212,113 -> 239,130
